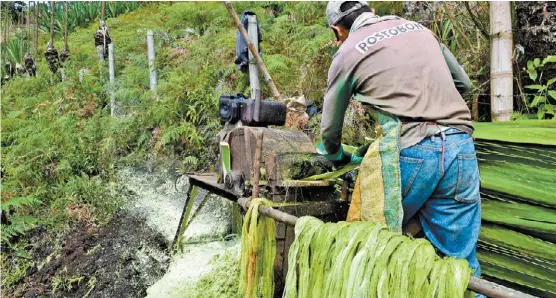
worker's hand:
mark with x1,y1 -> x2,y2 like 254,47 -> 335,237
316,141 -> 351,166
350,154 -> 364,164
350,144 -> 370,164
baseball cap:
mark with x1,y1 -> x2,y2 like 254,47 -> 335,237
326,1 -> 370,26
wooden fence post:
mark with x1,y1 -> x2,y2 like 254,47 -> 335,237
490,2 -> 513,121
147,30 -> 157,97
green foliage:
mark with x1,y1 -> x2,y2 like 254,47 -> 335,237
5,32 -> 26,65
37,2 -> 141,35
525,55 -> 556,119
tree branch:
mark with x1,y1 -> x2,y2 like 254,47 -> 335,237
464,2 -> 489,39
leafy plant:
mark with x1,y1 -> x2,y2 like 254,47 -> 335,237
525,55 -> 556,119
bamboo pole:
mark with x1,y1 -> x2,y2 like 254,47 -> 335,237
490,2 -> 513,121
224,1 -> 282,100
235,197 -> 537,298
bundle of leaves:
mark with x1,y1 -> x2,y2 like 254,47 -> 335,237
239,198 -> 276,298
474,120 -> 556,297
283,217 -> 472,298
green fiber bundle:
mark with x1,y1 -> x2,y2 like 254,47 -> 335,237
475,120 -> 556,296
238,198 -> 276,298
284,217 -> 472,298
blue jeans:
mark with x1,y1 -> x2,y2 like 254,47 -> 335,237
400,128 -> 482,280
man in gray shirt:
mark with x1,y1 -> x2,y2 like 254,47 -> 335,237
320,1 -> 482,292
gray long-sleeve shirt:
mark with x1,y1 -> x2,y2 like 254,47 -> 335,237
321,17 -> 473,154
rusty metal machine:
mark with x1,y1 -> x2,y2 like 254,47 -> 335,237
178,93 -> 349,293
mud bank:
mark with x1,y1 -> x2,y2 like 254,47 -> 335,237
16,213 -> 169,298
7,165 -> 238,298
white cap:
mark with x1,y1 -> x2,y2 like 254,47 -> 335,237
326,1 -> 369,26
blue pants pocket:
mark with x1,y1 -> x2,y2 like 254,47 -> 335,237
455,154 -> 481,203
400,156 -> 424,197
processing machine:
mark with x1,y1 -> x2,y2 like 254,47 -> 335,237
177,93 -> 351,293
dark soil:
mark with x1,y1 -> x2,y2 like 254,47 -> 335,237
9,212 -> 169,298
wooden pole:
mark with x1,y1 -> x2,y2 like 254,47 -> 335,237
490,2 -> 513,121
27,0 -> 31,53
108,43 -> 115,116
251,132 -> 264,199
234,197 -> 537,298
34,1 -> 38,56
6,5 -> 10,56
147,30 -> 157,97
101,1 -> 105,22
224,1 -> 282,100
64,0 -> 68,51
49,0 -> 55,45
472,94 -> 479,121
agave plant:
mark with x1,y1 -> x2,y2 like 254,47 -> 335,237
37,2 -> 141,35
5,36 -> 25,65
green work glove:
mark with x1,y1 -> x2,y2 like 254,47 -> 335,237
350,144 -> 370,164
350,154 -> 364,164
316,141 -> 351,166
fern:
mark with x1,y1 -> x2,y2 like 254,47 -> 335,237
1,215 -> 39,244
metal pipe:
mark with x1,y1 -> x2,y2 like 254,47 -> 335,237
236,197 -> 537,298
246,14 -> 260,101
224,1 -> 281,100
467,277 -> 537,298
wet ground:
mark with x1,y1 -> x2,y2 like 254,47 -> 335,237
6,165 -> 236,298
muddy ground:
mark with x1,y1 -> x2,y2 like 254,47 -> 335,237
14,213 -> 169,298
5,165 -> 236,298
